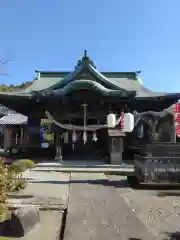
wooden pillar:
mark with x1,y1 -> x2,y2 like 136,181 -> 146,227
4,125 -> 12,151
108,129 -> 125,165
20,127 -> 24,144
23,127 -> 29,144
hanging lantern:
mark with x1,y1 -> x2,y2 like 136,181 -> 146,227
107,113 -> 116,128
176,125 -> 180,137
72,130 -> 77,142
175,114 -> 180,124
83,131 -> 87,144
92,132 -> 97,142
122,113 -> 134,132
174,103 -> 180,113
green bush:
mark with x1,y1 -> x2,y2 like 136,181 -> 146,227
12,159 -> 35,171
0,157 -> 29,222
8,162 -> 28,192
0,203 -> 10,222
0,158 -> 10,222
13,178 -> 27,192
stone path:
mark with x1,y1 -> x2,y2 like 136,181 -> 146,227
6,168 -> 180,239
9,171 -> 70,209
64,173 -> 156,240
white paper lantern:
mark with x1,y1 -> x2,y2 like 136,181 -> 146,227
107,113 -> 116,128
122,113 -> 134,132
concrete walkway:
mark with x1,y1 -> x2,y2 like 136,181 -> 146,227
7,165 -> 179,239
8,170 -> 70,240
9,171 -> 70,210
64,172 -> 157,240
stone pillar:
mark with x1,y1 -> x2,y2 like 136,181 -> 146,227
108,129 -> 125,165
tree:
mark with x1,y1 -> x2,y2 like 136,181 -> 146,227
0,57 -> 33,92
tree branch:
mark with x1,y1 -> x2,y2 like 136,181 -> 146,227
0,56 -> 10,76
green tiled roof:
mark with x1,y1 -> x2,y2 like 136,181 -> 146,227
0,53 -> 179,114
25,77 -> 63,92
24,55 -> 167,98
26,68 -> 167,98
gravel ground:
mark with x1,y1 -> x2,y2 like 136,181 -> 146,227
107,175 -> 180,240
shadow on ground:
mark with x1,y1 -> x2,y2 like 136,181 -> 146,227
7,194 -> 34,199
128,232 -> 180,239
29,179 -> 130,187
128,238 -> 142,240
164,232 -> 180,240
28,179 -> 180,191
157,191 -> 180,197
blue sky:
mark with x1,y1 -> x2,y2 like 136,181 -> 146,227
0,0 -> 180,92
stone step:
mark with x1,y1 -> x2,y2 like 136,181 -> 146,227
31,166 -> 135,175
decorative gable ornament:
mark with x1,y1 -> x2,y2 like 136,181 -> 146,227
122,113 -> 134,132
107,113 -> 116,128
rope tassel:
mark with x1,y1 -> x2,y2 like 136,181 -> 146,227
92,132 -> 97,142
72,130 -> 77,142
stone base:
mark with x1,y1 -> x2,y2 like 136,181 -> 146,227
110,152 -> 121,165
54,156 -> 63,163
109,136 -> 123,165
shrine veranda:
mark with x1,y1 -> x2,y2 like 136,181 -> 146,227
0,51 -> 180,164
